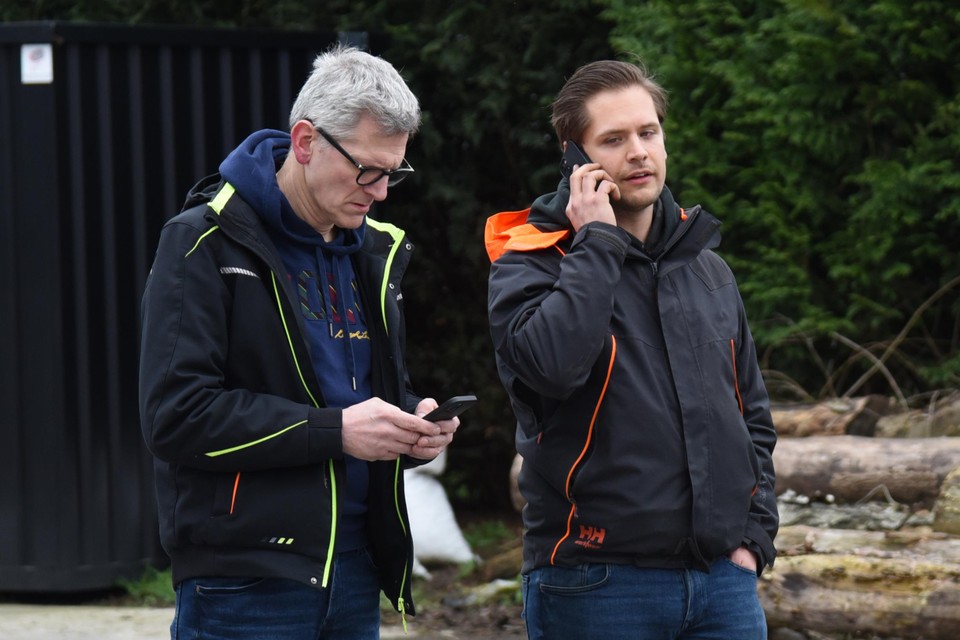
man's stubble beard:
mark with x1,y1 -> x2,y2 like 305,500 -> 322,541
612,182 -> 664,220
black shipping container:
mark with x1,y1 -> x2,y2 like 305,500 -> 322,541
0,21 -> 354,592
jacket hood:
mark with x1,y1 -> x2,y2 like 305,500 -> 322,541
485,177 -> 686,262
179,131 -> 290,219
528,177 -> 574,230
219,129 -> 290,226
482,178 -> 571,263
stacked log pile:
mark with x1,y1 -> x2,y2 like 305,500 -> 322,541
764,392 -> 960,640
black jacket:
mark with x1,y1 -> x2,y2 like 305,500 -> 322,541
139,175 -> 419,615
486,183 -> 778,575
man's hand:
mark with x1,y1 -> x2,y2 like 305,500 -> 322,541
565,162 -> 620,231
341,397 -> 442,461
410,398 -> 460,461
728,546 -> 759,574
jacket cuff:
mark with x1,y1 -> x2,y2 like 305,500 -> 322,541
743,518 -> 777,575
306,407 -> 344,461
574,221 -> 631,254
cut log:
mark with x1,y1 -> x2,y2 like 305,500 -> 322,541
935,468 -> 960,535
771,395 -> 897,437
760,525 -> 960,639
772,393 -> 960,438
774,435 -> 960,506
774,524 -> 960,561
480,545 -> 523,582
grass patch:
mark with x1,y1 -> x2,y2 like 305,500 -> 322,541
117,566 -> 175,607
462,518 -> 516,555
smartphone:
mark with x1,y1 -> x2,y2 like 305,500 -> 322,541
422,394 -> 478,421
559,140 -> 592,178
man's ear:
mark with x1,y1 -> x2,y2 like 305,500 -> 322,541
289,120 -> 317,164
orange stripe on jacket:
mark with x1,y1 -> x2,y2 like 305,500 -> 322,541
230,472 -> 241,514
549,336 -> 617,565
729,338 -> 744,416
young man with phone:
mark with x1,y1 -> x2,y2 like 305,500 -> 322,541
139,46 -> 460,639
485,59 -> 778,639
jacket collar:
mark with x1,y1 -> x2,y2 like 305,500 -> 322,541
484,182 -> 708,263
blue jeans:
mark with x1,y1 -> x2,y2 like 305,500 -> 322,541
522,558 -> 766,640
170,548 -> 381,640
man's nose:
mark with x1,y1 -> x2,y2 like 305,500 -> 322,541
364,177 -> 391,201
626,135 -> 649,161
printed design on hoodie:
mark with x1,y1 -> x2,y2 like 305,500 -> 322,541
295,270 -> 369,341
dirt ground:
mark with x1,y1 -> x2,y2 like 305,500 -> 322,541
401,564 -> 526,639
395,507 -> 527,639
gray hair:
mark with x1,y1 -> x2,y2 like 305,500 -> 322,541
289,45 -> 421,139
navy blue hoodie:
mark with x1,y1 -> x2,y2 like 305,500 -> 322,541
220,129 -> 370,550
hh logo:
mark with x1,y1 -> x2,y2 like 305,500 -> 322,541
575,525 -> 606,549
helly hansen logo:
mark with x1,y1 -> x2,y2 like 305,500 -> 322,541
575,525 -> 606,549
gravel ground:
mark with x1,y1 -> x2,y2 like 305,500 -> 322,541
0,603 -> 518,639
0,604 -> 174,640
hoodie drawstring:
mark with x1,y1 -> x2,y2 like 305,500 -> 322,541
317,247 -> 359,392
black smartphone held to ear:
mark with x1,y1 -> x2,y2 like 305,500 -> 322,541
559,140 -> 592,178
422,394 -> 478,422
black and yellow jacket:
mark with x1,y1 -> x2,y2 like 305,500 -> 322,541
139,174 -> 419,616
486,182 -> 778,575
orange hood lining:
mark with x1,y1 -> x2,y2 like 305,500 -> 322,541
484,209 -> 570,262
484,206 -> 688,263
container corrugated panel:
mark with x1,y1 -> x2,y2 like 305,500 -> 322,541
0,21 -> 353,592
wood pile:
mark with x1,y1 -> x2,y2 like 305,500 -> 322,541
763,393 -> 960,639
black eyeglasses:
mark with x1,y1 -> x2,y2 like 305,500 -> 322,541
314,126 -> 414,187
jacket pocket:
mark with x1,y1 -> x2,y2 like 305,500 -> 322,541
195,465 -> 332,555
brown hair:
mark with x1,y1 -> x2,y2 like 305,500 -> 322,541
551,59 -> 668,145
